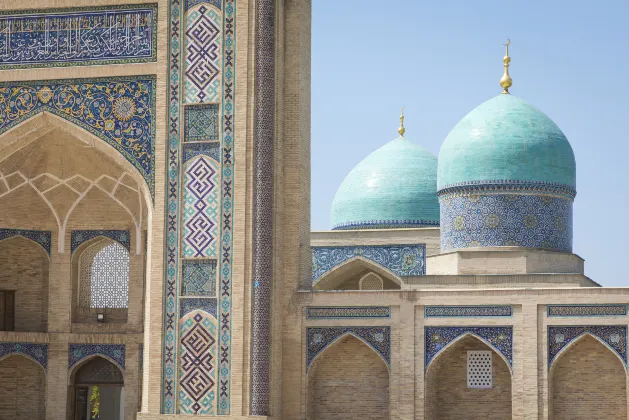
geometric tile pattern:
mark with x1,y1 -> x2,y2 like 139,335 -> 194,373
184,104 -> 220,142
71,230 -> 130,253
306,327 -> 391,371
0,342 -> 48,370
184,4 -> 222,104
68,344 -> 125,370
178,310 -> 218,414
0,5 -> 157,70
186,0 -> 221,11
312,244 -> 426,283
182,260 -> 217,296
425,326 -> 513,370
425,306 -> 513,317
183,155 -> 219,258
180,298 -> 218,319
333,219 -> 440,230
547,305 -> 628,317
0,228 -> 51,255
164,0 -> 234,413
0,77 -> 156,196
440,192 -> 573,252
548,325 -> 627,368
306,307 -> 391,319
183,142 -> 221,164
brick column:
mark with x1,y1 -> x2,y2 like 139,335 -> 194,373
398,301 -> 415,419
45,340 -> 69,420
124,344 -> 140,420
48,235 -> 71,332
520,304 -> 539,419
127,249 -> 144,332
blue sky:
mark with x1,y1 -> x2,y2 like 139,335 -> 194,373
310,0 -> 629,286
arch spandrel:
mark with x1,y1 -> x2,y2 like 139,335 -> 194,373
313,256 -> 403,290
548,327 -> 628,372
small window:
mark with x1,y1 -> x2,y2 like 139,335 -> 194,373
467,350 -> 492,388
78,239 -> 130,309
0,291 -> 15,331
359,272 -> 383,290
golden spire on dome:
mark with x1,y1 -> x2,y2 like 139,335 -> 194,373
398,107 -> 406,137
500,39 -> 513,94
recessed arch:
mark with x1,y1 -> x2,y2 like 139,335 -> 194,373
307,331 -> 391,374
0,233 -> 51,261
0,353 -> 47,420
68,353 -> 125,385
0,352 -> 47,375
549,331 -> 628,373
313,256 -> 403,290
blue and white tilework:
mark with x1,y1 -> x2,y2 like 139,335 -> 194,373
182,142 -> 221,164
547,305 -> 628,317
184,104 -> 220,142
425,326 -> 513,369
312,244 -> 426,283
0,77 -> 156,196
0,342 -> 48,370
0,228 -> 51,255
306,307 -> 391,319
71,230 -> 130,253
181,260 -> 217,296
548,326 -> 627,368
306,327 -> 391,371
69,344 -> 125,370
0,5 -> 157,69
425,306 -> 512,317
180,298 -> 218,318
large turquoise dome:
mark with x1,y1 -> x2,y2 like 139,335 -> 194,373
438,94 -> 576,191
331,136 -> 439,230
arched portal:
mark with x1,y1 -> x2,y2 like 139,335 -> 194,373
70,356 -> 124,420
425,335 -> 512,420
307,335 -> 389,420
550,334 -> 626,420
0,354 -> 46,420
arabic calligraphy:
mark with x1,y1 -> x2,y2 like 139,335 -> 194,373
0,5 -> 157,69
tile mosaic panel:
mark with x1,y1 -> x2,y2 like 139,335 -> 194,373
69,344 -> 125,370
182,142 -> 221,164
184,4 -> 222,104
0,228 -> 51,255
184,104 -> 220,142
0,77 -> 156,196
306,307 -> 391,319
181,260 -> 217,296
0,342 -> 48,370
186,0 -> 221,11
312,244 -> 426,283
306,327 -> 391,371
425,326 -> 513,369
178,310 -> 218,414
71,230 -> 130,253
439,192 -> 573,252
0,4 -> 157,70
547,305 -> 628,317
548,325 -> 627,368
183,155 -> 219,258
425,306 -> 513,317
180,297 -> 218,318
333,220 -> 440,230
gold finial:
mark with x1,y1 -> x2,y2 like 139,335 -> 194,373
398,107 -> 406,137
500,39 -> 513,94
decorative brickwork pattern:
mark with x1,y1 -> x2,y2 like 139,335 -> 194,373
0,5 -> 157,69
312,244 -> 426,282
547,304 -> 627,317
306,307 -> 391,319
425,306 -> 512,317
306,327 -> 391,371
0,343 -> 48,370
71,230 -> 130,253
181,260 -> 217,296
425,326 -> 513,369
548,325 -> 627,368
69,344 -> 125,370
184,104 -> 220,142
0,228 -> 51,255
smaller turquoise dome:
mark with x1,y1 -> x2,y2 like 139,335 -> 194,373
331,136 -> 439,230
438,94 -> 576,191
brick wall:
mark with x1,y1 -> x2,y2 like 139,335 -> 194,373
0,355 -> 45,420
551,335 -> 626,420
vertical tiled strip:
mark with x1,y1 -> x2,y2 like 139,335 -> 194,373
251,0 -> 275,414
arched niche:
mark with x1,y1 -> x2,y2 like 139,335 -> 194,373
313,257 -> 402,290
0,354 -> 46,420
69,355 -> 125,420
550,333 -> 626,420
307,335 -> 390,420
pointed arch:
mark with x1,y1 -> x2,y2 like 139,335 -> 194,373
313,256 -> 403,290
68,353 -> 125,384
549,331 -> 628,373
308,331 -> 391,374
0,232 -> 51,260
0,353 -> 47,420
0,352 -> 47,374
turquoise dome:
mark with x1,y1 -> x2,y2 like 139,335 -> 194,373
331,136 -> 439,230
438,94 -> 576,191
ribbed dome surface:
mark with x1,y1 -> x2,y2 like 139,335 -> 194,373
331,136 -> 439,230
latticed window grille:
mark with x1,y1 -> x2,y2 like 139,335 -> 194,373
76,357 -> 124,385
359,272 -> 383,290
78,239 -> 129,309
467,350 -> 492,388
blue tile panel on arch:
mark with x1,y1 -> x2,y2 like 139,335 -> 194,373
182,142 -> 221,164
425,306 -> 512,317
180,297 -> 217,319
439,192 -> 573,252
0,4 -> 157,70
306,307 -> 391,319
306,327 -> 391,371
184,104 -> 220,142
71,230 -> 130,253
548,326 -> 627,368
547,305 -> 628,317
0,228 -> 51,255
186,0 -> 221,11
68,344 -> 125,370
0,342 -> 48,370
425,326 -> 513,369
312,244 -> 426,283
181,260 -> 217,296
163,0 -> 235,414
0,77 -> 156,197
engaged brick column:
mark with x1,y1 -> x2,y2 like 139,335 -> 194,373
48,236 -> 71,332
398,301 -> 416,419
127,248 -> 144,332
45,340 -> 69,420
520,304 -> 539,419
124,344 -> 140,420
